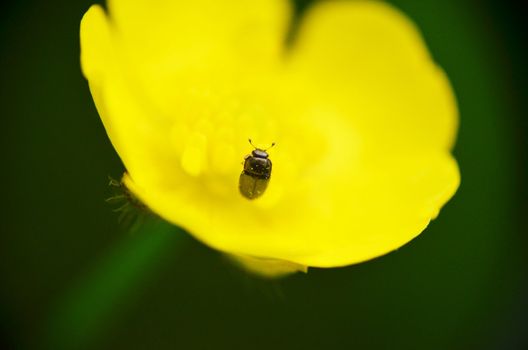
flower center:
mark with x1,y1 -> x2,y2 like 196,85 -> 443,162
168,84 -> 278,182
155,73 -> 329,203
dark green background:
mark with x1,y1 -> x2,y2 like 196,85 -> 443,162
1,0 -> 526,349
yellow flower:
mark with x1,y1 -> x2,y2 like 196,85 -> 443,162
80,0 -> 459,276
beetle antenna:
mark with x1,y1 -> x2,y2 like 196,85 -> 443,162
248,139 -> 276,151
263,142 -> 276,151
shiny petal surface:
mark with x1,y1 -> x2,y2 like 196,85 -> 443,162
288,1 -> 458,152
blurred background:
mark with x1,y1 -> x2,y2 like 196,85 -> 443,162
1,0 -> 526,349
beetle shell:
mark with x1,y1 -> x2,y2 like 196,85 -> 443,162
239,172 -> 270,199
239,153 -> 272,200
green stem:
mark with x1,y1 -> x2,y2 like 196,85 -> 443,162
45,217 -> 185,350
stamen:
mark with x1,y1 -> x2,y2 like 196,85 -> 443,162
181,132 -> 207,176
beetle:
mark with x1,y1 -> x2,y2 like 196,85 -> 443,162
239,139 -> 275,200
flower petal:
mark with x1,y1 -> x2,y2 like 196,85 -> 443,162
108,0 -> 292,119
81,5 -> 178,186
108,0 -> 291,65
125,150 -> 459,267
287,1 -> 458,152
80,5 -> 112,85
227,254 -> 308,278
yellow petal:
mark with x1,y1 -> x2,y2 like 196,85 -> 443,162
227,254 -> 307,278
108,0 -> 291,62
80,5 -> 112,84
108,0 -> 292,119
287,1 -> 458,152
81,4 -> 181,186
125,151 -> 459,267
